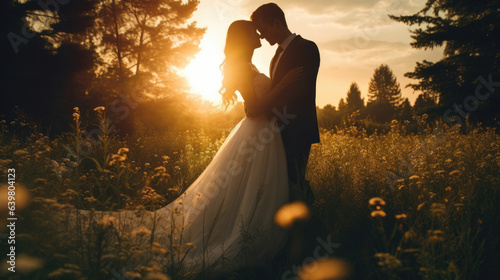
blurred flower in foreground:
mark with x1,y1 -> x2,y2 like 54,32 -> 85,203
298,258 -> 350,280
131,225 -> 152,237
274,201 -> 311,228
395,213 -> 407,220
371,210 -> 387,218
0,183 -> 31,214
369,197 -> 386,207
144,271 -> 171,280
1,254 -> 43,274
369,197 -> 386,217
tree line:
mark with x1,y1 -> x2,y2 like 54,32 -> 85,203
2,0 -> 205,136
318,0 -> 499,131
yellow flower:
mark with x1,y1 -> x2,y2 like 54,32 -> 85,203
395,214 -> 407,220
131,226 -> 152,237
375,253 -> 402,269
111,154 -> 127,161
98,215 -> 117,227
428,229 -> 445,242
117,147 -> 129,155
430,203 -> 446,216
154,166 -> 166,173
371,210 -> 386,218
409,175 -> 420,180
369,197 -> 386,207
417,202 -> 426,211
297,258 -> 350,280
274,201 -> 311,228
93,106 -> 105,112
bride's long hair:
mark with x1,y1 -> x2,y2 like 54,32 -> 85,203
219,20 -> 256,108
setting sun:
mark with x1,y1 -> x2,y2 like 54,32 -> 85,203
183,36 -> 225,104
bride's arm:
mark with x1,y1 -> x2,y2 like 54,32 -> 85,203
244,67 -> 303,117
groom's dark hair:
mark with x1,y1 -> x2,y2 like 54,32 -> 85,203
251,3 -> 288,28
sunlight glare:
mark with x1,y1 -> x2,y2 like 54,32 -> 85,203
183,36 -> 225,104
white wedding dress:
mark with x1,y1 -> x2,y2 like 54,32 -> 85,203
65,72 -> 289,277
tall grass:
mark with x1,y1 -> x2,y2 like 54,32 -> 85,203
0,108 -> 499,279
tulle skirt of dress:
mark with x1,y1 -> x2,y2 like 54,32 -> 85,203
65,115 -> 289,276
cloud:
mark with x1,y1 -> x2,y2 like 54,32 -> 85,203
242,0 -> 425,15
319,38 -> 408,53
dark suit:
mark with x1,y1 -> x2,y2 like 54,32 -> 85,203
266,35 -> 320,205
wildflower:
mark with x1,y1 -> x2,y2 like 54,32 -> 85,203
144,271 -> 170,280
111,154 -> 127,161
375,253 -> 402,270
93,106 -> 105,112
369,197 -> 386,207
152,242 -> 168,254
0,183 -> 31,210
98,215 -> 117,227
13,149 -> 29,156
84,196 -> 98,203
403,229 -> 417,242
417,202 -> 426,211
428,230 -> 445,242
395,214 -> 407,220
274,201 -> 311,228
409,175 -> 420,180
131,226 -> 152,237
117,147 -> 129,155
15,254 -> 44,274
297,258 -> 350,280
371,210 -> 386,218
430,203 -> 446,216
434,170 -> 445,176
154,166 -> 166,174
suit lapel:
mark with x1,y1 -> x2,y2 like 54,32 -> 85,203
272,35 -> 302,86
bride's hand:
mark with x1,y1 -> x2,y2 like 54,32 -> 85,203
279,66 -> 304,87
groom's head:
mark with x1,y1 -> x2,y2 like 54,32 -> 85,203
251,3 -> 290,46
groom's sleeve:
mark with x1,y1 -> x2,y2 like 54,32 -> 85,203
263,40 -> 320,112
290,41 -> 320,104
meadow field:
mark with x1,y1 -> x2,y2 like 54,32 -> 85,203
0,108 -> 499,280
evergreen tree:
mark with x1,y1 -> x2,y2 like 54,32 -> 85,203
398,98 -> 413,120
389,0 -> 500,112
338,98 -> 347,112
346,82 -> 365,111
413,93 -> 436,116
368,64 -> 402,108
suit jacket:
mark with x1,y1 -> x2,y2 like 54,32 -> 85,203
267,35 -> 320,146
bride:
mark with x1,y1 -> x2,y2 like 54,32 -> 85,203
65,20 -> 303,277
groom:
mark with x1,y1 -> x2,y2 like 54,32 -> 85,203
248,3 -> 320,207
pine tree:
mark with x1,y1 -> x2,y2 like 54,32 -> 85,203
368,64 -> 402,108
345,82 -> 365,111
398,98 -> 413,120
389,0 -> 500,110
338,98 -> 347,112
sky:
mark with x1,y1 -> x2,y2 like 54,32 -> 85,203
182,0 -> 444,108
